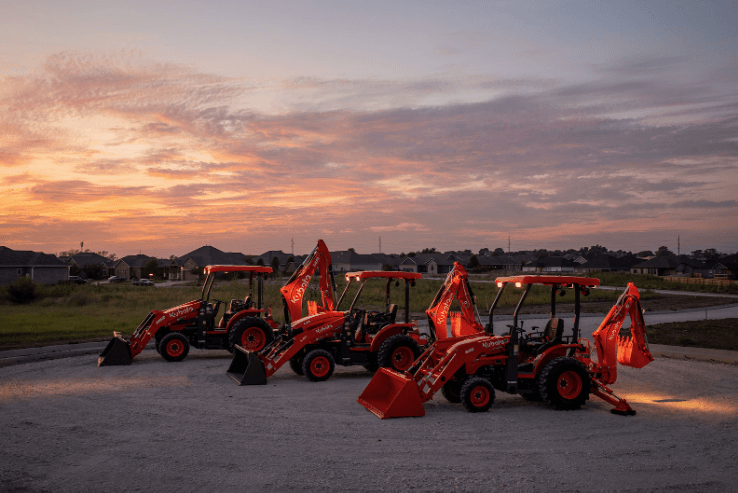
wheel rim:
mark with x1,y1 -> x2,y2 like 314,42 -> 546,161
470,386 -> 490,407
310,356 -> 330,377
557,370 -> 583,399
241,327 -> 265,351
391,346 -> 414,371
165,339 -> 184,357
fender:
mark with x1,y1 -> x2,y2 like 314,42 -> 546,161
223,308 -> 266,332
528,344 -> 582,376
369,323 -> 417,353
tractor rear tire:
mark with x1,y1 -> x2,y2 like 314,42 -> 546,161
228,317 -> 274,352
538,357 -> 591,411
441,378 -> 465,403
159,332 -> 190,362
460,377 -> 495,413
377,334 -> 421,373
289,356 -> 305,376
302,349 -> 335,382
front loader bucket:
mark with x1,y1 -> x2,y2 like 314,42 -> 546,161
227,345 -> 267,385
97,332 -> 132,366
357,368 -> 425,419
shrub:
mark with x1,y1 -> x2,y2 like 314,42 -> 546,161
7,277 -> 38,304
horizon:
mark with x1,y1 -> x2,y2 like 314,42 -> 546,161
46,241 -> 735,261
2,1 -> 737,256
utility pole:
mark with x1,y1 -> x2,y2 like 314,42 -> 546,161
291,238 -> 294,256
508,236 -> 511,254
379,236 -> 382,253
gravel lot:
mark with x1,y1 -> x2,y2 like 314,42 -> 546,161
1,348 -> 737,493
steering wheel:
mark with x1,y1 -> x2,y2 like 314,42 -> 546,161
367,310 -> 382,319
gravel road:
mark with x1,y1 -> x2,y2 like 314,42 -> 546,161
2,347 -> 737,493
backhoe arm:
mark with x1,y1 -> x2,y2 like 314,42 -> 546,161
591,283 -> 653,385
280,239 -> 336,323
425,262 -> 483,340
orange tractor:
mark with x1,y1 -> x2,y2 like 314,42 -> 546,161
359,275 -> 654,418
98,240 -> 336,366
227,270 -> 431,384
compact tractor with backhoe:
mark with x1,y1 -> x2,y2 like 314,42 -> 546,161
358,275 -> 654,418
227,270 -> 432,384
98,265 -> 278,365
98,240 -> 337,366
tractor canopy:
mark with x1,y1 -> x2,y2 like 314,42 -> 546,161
493,275 -> 600,288
344,271 -> 422,281
203,265 -> 273,275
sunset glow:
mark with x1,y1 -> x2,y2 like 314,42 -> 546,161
1,1 -> 737,257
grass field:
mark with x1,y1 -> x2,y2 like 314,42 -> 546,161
0,274 -> 734,350
647,318 -> 738,351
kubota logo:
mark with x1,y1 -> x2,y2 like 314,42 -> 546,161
316,323 -> 336,334
437,295 -> 453,321
465,347 -> 474,354
156,316 -> 165,325
482,339 -> 505,348
168,306 -> 194,319
291,270 -> 314,304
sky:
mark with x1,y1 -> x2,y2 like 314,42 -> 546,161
1,0 -> 737,258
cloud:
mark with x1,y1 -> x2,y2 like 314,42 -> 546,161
2,50 -> 737,255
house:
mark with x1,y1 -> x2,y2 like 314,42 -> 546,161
476,255 -> 524,272
630,256 -> 681,276
332,251 -> 399,274
114,255 -> 158,280
251,250 -> 305,275
522,256 -> 583,274
65,252 -> 117,279
398,253 -> 464,275
0,246 -> 69,285
178,246 -> 251,281
580,253 -> 641,273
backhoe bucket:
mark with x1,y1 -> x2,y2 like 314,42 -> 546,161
97,332 -> 132,366
227,345 -> 267,385
357,368 -> 425,419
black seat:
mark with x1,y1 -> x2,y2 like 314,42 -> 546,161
243,295 -> 252,308
535,318 -> 564,355
385,304 -> 398,324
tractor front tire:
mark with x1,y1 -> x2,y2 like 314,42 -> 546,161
289,356 -> 305,376
441,378 -> 465,403
302,349 -> 335,382
377,334 -> 421,372
159,332 -> 190,362
538,357 -> 591,411
228,317 -> 274,352
154,329 -> 171,355
460,377 -> 495,413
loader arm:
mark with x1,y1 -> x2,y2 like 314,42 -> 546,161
280,239 -> 337,324
591,283 -> 654,385
425,262 -> 484,340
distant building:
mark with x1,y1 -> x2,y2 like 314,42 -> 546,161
65,252 -> 117,279
332,251 -> 399,274
0,246 -> 69,285
178,246 -> 251,281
